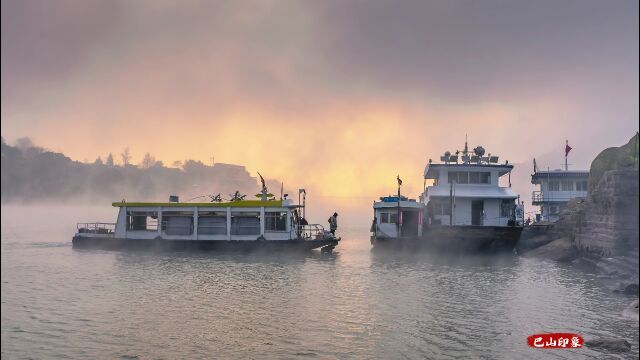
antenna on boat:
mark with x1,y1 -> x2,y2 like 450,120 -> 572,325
299,189 -> 306,219
208,194 -> 222,202
464,134 -> 469,156
229,191 -> 247,201
257,172 -> 268,201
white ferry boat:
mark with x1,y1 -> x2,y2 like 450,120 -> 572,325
371,195 -> 424,240
371,141 -> 523,252
73,188 -> 340,252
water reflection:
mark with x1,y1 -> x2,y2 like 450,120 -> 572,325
2,206 -> 638,359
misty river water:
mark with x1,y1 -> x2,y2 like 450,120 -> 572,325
1,205 -> 638,359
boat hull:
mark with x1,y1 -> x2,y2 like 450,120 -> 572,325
72,235 -> 339,253
372,225 -> 522,253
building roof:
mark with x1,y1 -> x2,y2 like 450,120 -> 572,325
426,185 -> 518,199
531,170 -> 589,183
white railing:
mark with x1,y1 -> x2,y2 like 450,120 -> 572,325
76,222 -> 116,234
532,191 -> 587,203
291,224 -> 329,241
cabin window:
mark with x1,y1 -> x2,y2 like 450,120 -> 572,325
561,181 -> 573,191
548,181 -> 560,191
448,171 -> 470,184
430,200 -> 451,216
162,211 -> 194,235
549,206 -> 560,215
458,172 -> 469,184
576,180 -> 588,191
198,211 -> 227,235
380,212 -> 398,223
126,211 -> 158,231
468,172 -> 490,184
500,200 -> 514,217
231,212 -> 260,235
389,213 -> 398,223
265,212 -> 287,232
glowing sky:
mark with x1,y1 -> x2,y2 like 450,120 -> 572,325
2,0 -> 638,197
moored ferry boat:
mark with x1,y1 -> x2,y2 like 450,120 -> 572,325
73,187 -> 340,253
371,140 -> 523,252
371,195 -> 424,241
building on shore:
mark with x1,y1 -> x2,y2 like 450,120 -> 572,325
531,141 -> 589,223
531,170 -> 589,222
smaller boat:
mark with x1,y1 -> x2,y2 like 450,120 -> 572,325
371,195 -> 424,241
73,185 -> 340,253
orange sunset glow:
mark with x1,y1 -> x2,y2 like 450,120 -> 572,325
2,0 -> 638,199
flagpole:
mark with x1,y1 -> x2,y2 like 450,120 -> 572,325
397,175 -> 401,238
565,140 -> 568,171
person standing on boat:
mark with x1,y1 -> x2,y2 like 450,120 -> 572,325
328,212 -> 338,235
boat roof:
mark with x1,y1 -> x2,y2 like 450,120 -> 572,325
426,185 -> 517,199
112,200 -> 285,208
374,200 -> 424,209
424,163 -> 513,179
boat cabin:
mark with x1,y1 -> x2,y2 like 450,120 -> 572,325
422,146 -> 519,227
104,199 -> 314,241
372,196 -> 424,239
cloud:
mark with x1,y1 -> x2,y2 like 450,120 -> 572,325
312,0 -> 638,100
1,0 -> 638,198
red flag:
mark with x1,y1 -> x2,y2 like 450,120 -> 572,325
565,143 -> 572,156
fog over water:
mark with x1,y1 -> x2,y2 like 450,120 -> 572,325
2,0 -> 638,357
1,204 -> 638,359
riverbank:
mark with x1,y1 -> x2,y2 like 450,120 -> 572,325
517,134 -> 639,354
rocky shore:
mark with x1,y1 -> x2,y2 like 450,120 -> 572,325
519,134 -> 638,265
518,134 -> 639,353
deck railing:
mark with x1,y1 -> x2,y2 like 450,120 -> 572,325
292,224 -> 328,241
76,222 -> 116,235
532,191 -> 587,203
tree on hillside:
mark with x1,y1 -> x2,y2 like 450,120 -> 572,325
15,137 -> 34,150
172,160 -> 183,169
183,159 -> 208,173
106,153 -> 114,166
1,138 -> 262,203
140,152 -> 156,169
121,147 -> 131,166
94,157 -> 103,165
15,136 -> 44,157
